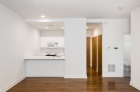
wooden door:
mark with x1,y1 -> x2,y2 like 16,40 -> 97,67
92,37 -> 97,70
98,35 -> 102,75
86,37 -> 90,67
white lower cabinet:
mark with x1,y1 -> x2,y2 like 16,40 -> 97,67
25,60 -> 65,77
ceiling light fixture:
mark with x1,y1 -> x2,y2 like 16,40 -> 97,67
41,15 -> 45,18
86,27 -> 88,29
45,27 -> 48,29
119,6 -> 124,9
33,1 -> 39,5
62,27 -> 64,29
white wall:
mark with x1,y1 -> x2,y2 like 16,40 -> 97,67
130,7 -> 140,90
41,30 -> 64,37
86,30 -> 92,37
0,3 -> 40,92
92,24 -> 103,71
86,30 -> 93,66
93,24 -> 103,37
40,30 -> 64,54
65,18 -> 87,78
87,19 -> 130,77
27,24 -> 41,56
103,20 -> 129,77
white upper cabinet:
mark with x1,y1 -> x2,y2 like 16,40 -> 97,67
46,37 -> 52,42
46,37 -> 58,42
52,37 -> 58,42
58,37 -> 64,48
40,37 -> 47,47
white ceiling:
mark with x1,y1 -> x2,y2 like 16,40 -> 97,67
0,0 -> 140,19
28,22 -> 64,31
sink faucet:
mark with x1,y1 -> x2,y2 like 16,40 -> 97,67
55,52 -> 59,56
47,52 -> 50,55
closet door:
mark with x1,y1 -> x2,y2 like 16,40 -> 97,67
98,35 -> 102,75
92,37 -> 97,70
86,37 -> 90,67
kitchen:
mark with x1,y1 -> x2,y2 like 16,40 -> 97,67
24,22 -> 65,77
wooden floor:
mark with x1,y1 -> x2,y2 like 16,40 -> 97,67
7,67 -> 139,92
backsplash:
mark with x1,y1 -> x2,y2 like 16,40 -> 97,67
40,48 -> 65,56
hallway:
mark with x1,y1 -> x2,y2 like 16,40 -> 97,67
7,67 -> 139,92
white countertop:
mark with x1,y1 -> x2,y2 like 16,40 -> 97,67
24,56 -> 65,60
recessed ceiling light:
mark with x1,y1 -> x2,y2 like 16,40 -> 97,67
86,27 -> 88,29
62,27 -> 64,29
33,1 -> 39,5
45,27 -> 48,29
41,15 -> 45,18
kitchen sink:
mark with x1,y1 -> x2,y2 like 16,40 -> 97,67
53,55 -> 61,57
46,55 -> 56,56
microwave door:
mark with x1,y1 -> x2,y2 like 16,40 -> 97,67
48,44 -> 54,48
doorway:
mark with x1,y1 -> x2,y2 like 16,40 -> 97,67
123,34 -> 131,77
86,23 -> 103,76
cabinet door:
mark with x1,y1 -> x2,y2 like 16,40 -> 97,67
52,37 -> 58,42
58,37 -> 64,47
40,37 -> 47,47
46,37 -> 53,42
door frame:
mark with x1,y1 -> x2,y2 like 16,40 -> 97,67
86,21 -> 103,76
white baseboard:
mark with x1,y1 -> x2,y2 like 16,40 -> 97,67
102,75 -> 123,77
0,76 -> 25,92
26,75 -> 64,77
64,75 -> 87,78
130,81 -> 140,90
